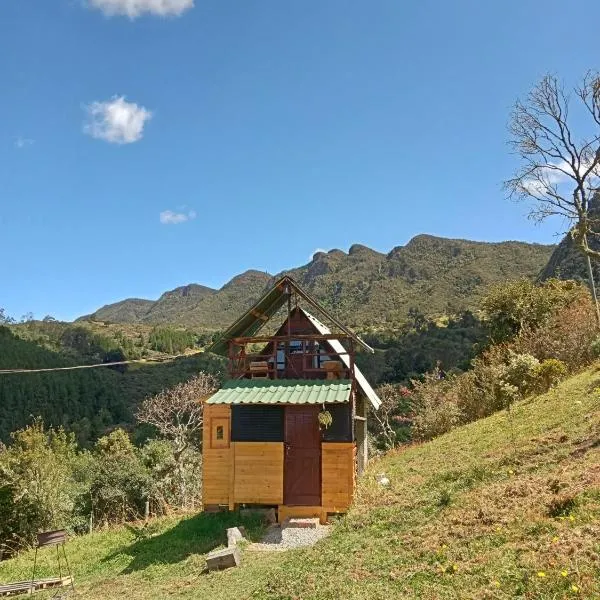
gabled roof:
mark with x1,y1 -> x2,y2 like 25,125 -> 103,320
300,308 -> 381,410
207,275 -> 374,355
206,379 -> 352,405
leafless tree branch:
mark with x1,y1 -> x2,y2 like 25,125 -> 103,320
505,73 -> 600,264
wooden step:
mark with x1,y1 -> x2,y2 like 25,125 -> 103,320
278,505 -> 326,524
283,518 -> 319,529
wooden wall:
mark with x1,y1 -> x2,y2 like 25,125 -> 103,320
232,442 -> 284,504
203,404 -> 284,507
204,404 -> 355,513
202,404 -> 231,505
321,442 -> 355,512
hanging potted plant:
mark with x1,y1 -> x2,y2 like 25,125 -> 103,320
318,406 -> 333,429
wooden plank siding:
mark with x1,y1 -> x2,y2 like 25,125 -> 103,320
321,442 -> 355,512
202,404 -> 232,506
232,442 -> 284,504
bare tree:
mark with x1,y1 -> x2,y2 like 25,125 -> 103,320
505,72 -> 600,326
137,372 -> 218,507
371,384 -> 410,450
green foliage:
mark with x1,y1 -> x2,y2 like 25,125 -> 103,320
410,280 -> 597,442
481,278 -> 586,343
84,237 -> 553,329
532,359 -> 568,393
148,327 -> 196,354
0,325 -> 225,446
0,421 -> 205,555
357,310 -> 486,386
411,371 -> 462,441
86,429 -> 152,527
590,335 -> 600,358
0,421 -> 78,555
501,351 -> 540,396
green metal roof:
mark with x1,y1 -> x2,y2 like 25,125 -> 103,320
205,379 -> 352,405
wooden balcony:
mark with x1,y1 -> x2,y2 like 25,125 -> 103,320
226,334 -> 355,381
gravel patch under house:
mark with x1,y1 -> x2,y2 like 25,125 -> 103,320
249,523 -> 331,551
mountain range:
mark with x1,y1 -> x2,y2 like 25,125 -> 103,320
79,234 -> 555,329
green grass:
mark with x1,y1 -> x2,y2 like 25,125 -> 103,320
2,366 -> 600,599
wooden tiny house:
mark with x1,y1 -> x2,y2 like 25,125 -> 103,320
202,276 -> 381,523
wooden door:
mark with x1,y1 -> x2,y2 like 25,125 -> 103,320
284,406 -> 321,506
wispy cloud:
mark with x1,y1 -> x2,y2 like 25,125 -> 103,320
88,0 -> 194,18
14,136 -> 34,149
160,209 -> 196,225
83,96 -> 152,144
522,159 -> 600,196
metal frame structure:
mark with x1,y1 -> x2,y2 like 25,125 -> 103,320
31,530 -> 74,598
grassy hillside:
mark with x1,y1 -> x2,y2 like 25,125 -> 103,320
2,365 -> 598,599
80,235 -> 554,329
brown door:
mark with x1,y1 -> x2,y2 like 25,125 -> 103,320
284,406 -> 321,506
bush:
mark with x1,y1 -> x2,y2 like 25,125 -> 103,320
590,336 -> 600,358
514,294 -> 597,369
532,359 -> 568,393
0,422 -> 78,554
482,279 -> 587,343
501,351 -> 540,395
411,372 -> 462,441
86,429 -> 151,527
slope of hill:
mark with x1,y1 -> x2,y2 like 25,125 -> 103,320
80,235 -> 554,328
2,365 -> 598,599
0,325 -> 225,445
539,193 -> 600,285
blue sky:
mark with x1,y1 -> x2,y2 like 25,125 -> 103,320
1,0 -> 598,321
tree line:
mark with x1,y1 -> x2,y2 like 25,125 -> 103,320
0,374 -> 216,559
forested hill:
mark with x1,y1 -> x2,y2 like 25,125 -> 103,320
80,235 -> 555,328
0,325 -> 225,445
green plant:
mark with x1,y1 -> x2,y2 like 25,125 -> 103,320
317,410 -> 333,429
590,335 -> 600,358
411,371 -> 462,441
532,359 -> 568,392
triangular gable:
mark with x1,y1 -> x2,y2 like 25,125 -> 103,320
207,276 -> 374,355
299,308 -> 381,410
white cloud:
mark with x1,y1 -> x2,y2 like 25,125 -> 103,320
14,136 -> 34,149
309,248 -> 327,261
522,159 -> 600,196
88,0 -> 194,18
160,209 -> 196,225
83,96 -> 152,144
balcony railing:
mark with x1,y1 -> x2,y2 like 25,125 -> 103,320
227,334 -> 355,381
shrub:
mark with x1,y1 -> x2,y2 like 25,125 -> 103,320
86,429 -> 151,527
514,294 -> 597,369
0,422 -> 78,554
482,279 -> 587,343
411,372 -> 462,441
501,351 -> 540,395
590,336 -> 600,358
532,359 -> 568,393
451,363 -> 503,422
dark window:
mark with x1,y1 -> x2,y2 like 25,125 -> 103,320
216,425 -> 224,440
320,403 -> 352,442
231,405 -> 284,442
